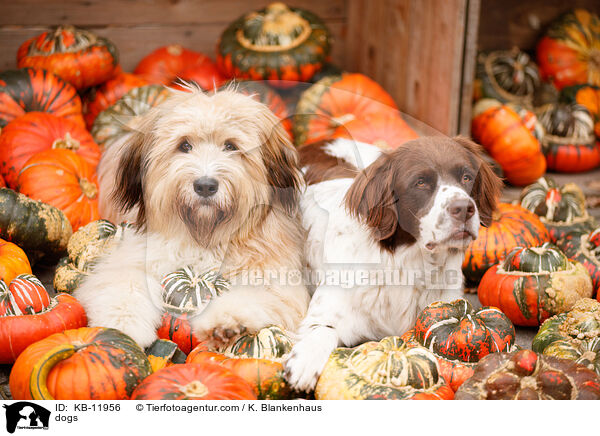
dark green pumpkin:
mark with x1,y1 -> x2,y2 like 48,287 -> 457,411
217,2 -> 331,87
145,339 -> 187,373
478,242 -> 594,326
0,188 -> 72,262
53,219 -> 130,293
533,298 -> 600,375
520,177 -> 597,243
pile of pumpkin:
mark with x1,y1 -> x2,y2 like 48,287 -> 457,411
1,3 -> 600,401
472,8 -> 600,185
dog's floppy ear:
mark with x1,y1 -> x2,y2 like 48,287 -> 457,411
453,136 -> 503,226
345,153 -> 400,245
259,109 -> 304,215
112,108 -> 160,228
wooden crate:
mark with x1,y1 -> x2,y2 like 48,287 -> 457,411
458,0 -> 600,133
0,0 -> 478,136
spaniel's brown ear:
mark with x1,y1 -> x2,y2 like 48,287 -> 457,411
345,154 -> 398,242
453,136 -> 503,226
259,109 -> 304,215
112,109 -> 160,228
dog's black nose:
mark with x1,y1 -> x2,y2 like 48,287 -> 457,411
194,177 -> 219,198
448,199 -> 475,221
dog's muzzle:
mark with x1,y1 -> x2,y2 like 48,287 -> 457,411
194,177 -> 219,198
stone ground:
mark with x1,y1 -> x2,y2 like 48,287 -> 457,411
1,169 -> 598,399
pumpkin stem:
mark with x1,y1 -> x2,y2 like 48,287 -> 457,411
52,132 -> 81,151
332,113 -> 356,127
30,343 -> 77,400
166,44 -> 183,56
180,380 -> 209,398
491,210 -> 502,221
79,178 -> 98,199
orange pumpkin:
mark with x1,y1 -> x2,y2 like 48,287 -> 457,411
0,239 -> 31,286
0,68 -> 84,128
471,99 -> 546,186
0,293 -> 87,364
331,112 -> 419,150
134,45 -> 226,91
83,72 -> 149,129
536,9 -> 600,90
17,149 -> 99,231
463,203 -> 551,283
9,327 -> 152,400
16,26 -> 119,91
0,112 -> 101,188
293,73 -> 417,148
131,363 -> 257,400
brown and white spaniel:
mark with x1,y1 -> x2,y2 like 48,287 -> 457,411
284,136 -> 502,391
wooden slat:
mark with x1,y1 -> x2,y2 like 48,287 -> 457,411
0,0 -> 346,26
0,21 -> 346,72
345,0 -> 468,136
458,0 -> 481,135
478,0 -> 600,52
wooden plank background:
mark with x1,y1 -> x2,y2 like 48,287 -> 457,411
0,0 -> 479,136
478,0 -> 600,52
0,0 -> 348,71
344,0 -> 471,136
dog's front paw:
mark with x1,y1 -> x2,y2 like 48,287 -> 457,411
192,309 -> 251,348
211,324 -> 247,343
284,335 -> 335,393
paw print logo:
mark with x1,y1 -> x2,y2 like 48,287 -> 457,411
287,270 -> 303,286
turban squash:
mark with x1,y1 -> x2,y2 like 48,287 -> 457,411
519,177 -> 597,244
536,103 -> 600,172
533,298 -> 600,375
131,363 -> 257,400
401,299 -> 516,391
561,84 -> 600,138
53,219 -> 130,293
10,327 -> 151,400
455,349 -> 600,399
559,228 -> 600,296
0,281 -> 86,364
0,112 -> 101,189
156,266 -> 229,354
16,25 -> 119,91
0,188 -> 72,262
536,9 -> 600,90
187,325 -> 294,399
293,73 -> 417,148
0,68 -> 84,128
91,84 -> 169,151
462,203 -> 550,283
474,48 -> 540,106
17,149 -> 100,231
217,2 -> 331,87
315,337 -> 454,400
83,72 -> 148,129
0,238 -> 31,286
478,242 -> 593,326
471,99 -> 546,186
135,44 -> 225,91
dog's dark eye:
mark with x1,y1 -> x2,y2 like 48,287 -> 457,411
462,173 -> 473,183
415,178 -> 427,188
224,140 -> 238,152
178,140 -> 192,153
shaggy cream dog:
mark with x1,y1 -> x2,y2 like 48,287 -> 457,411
75,87 -> 310,348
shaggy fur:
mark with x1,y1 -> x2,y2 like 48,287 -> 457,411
75,87 -> 310,348
284,136 -> 502,391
